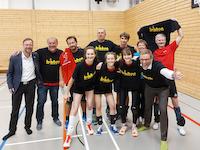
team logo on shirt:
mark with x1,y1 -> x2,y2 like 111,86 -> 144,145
149,26 -> 164,32
84,72 -> 96,80
142,74 -> 153,80
74,57 -> 84,63
100,76 -> 113,83
46,58 -> 60,65
119,69 -> 136,77
95,45 -> 109,51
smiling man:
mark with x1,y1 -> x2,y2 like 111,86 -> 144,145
35,37 -> 63,130
3,38 -> 41,140
153,25 -> 186,136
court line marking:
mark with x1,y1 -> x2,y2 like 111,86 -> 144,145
168,105 -> 200,126
78,107 -> 90,150
4,131 -> 109,147
103,118 -> 120,150
5,137 -> 62,146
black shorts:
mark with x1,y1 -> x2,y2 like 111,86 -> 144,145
94,86 -> 112,94
67,85 -> 86,103
167,80 -> 178,98
73,86 -> 94,95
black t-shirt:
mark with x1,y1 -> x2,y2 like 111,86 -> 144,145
36,47 -> 62,83
72,48 -> 84,64
113,45 -> 136,59
88,40 -> 116,62
141,61 -> 169,88
95,63 -> 119,92
72,61 -> 97,90
137,19 -> 181,52
119,59 -> 141,90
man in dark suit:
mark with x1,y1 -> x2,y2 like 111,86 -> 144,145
2,38 -> 41,140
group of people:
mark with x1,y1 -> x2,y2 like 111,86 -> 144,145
3,21 -> 186,150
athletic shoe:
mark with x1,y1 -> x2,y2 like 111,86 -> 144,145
92,114 -> 98,125
119,125 -> 127,135
86,123 -> 94,135
160,140 -> 168,150
132,127 -> 139,137
152,122 -> 159,130
63,135 -> 72,148
136,117 -> 144,127
110,125 -> 118,134
138,125 -> 149,132
96,125 -> 103,135
65,120 -> 69,130
177,125 -> 186,136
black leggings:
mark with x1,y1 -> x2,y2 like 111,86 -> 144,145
119,88 -> 139,124
138,80 -> 145,118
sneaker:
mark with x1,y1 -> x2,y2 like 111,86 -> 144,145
138,125 -> 149,132
177,125 -> 186,136
92,114 -> 98,125
160,140 -> 168,150
110,125 -> 118,134
63,135 -> 72,148
132,127 -> 138,137
53,119 -> 62,126
96,125 -> 103,135
86,123 -> 94,135
119,125 -> 127,135
36,123 -> 42,130
136,117 -> 144,127
65,120 -> 69,130
152,122 -> 159,130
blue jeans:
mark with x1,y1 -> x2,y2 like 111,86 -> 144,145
36,84 -> 59,123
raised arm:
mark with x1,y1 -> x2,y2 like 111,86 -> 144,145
176,28 -> 184,45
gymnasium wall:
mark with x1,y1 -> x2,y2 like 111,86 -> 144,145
124,0 -> 200,99
0,0 -> 200,99
0,10 -> 124,70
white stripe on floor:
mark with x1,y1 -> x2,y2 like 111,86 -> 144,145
5,137 -> 62,146
78,107 -> 90,150
103,118 -> 120,150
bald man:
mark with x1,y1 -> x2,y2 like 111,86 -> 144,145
35,37 -> 63,130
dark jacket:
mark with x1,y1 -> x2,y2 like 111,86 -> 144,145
7,51 -> 42,93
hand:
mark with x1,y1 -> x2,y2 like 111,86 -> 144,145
173,68 -> 183,80
171,18 -> 177,21
116,56 -> 122,61
96,62 -> 103,70
63,89 -> 71,102
12,51 -> 20,56
9,88 -> 14,94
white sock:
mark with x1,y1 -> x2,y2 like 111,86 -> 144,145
67,116 -> 76,135
86,109 -> 93,124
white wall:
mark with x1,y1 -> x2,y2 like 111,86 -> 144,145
0,0 -> 9,8
9,0 -> 32,9
0,0 -> 132,11
35,0 -> 89,11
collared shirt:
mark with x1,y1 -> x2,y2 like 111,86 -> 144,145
21,52 -> 36,82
